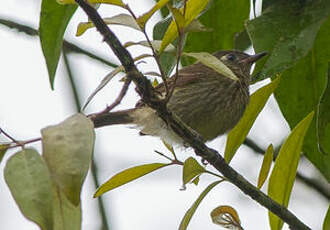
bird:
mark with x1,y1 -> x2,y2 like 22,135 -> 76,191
92,50 -> 267,145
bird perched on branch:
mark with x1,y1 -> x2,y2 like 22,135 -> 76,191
92,50 -> 267,145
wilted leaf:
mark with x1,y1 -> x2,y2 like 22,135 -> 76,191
257,144 -> 274,189
40,0 -> 77,89
0,143 -> 10,163
225,76 -> 280,163
182,157 -> 206,186
268,111 -> 314,230
137,0 -> 171,28
42,113 -> 95,206
94,163 -> 170,197
4,149 -> 54,230
210,205 -> 243,230
182,52 -> 238,81
179,180 -> 223,230
76,14 -> 141,36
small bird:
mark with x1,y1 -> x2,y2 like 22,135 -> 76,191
93,50 -> 267,145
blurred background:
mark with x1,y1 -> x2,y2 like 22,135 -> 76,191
0,0 -> 329,229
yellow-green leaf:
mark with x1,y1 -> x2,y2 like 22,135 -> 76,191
210,205 -> 242,230
268,111 -> 314,230
257,144 -> 274,189
183,52 -> 239,81
323,206 -> 330,230
162,140 -> 177,159
179,180 -> 223,230
136,0 -> 171,28
76,14 -> 140,36
94,163 -> 170,197
225,76 -> 281,163
160,0 -> 211,53
183,157 -> 206,185
168,5 -> 185,31
57,0 -> 125,7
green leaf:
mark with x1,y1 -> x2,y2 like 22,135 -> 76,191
257,144 -> 274,189
40,0 -> 77,89
57,0 -> 125,6
273,17 -> 330,181
42,113 -> 95,206
0,143 -> 10,163
268,112 -> 314,230
317,63 -> 330,154
323,206 -> 330,230
179,180 -> 223,230
224,76 -> 280,163
94,163 -> 170,197
4,149 -> 54,230
160,0 -> 211,53
182,157 -> 206,186
246,0 -> 330,81
182,0 -> 250,66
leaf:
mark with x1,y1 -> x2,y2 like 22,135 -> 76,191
257,144 -> 274,189
57,0 -> 125,7
162,140 -> 177,159
124,40 -> 176,53
76,14 -> 141,36
323,206 -> 330,230
40,0 -> 77,89
167,4 -> 185,31
317,62 -> 330,154
182,157 -> 206,186
210,205 -> 243,230
136,0 -> 171,29
94,163 -> 170,197
82,65 -> 124,110
42,113 -> 95,206
179,180 -> 223,230
0,143 -> 10,163
224,76 -> 280,163
4,149 -> 54,230
268,111 -> 314,230
246,0 -> 330,81
181,0 -> 250,66
182,52 -> 239,81
273,17 -> 330,181
160,0 -> 211,53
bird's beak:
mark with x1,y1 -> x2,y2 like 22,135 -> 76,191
240,52 -> 267,64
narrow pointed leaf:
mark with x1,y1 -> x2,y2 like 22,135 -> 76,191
257,144 -> 274,189
40,0 -> 77,89
268,111 -> 314,230
94,163 -> 170,197
183,52 -> 238,81
57,0 -> 125,7
168,5 -> 185,30
225,76 -> 280,163
183,157 -> 206,185
4,149 -> 54,230
137,0 -> 171,28
42,113 -> 95,206
179,180 -> 222,230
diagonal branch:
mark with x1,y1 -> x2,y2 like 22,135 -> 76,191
75,1 -> 311,229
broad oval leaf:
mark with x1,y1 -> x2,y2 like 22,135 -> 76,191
4,149 -> 54,230
160,0 -> 211,53
210,205 -> 242,230
183,52 -> 238,81
257,144 -> 274,189
225,76 -> 280,163
40,0 -> 77,89
94,163 -> 170,197
179,180 -> 223,230
57,0 -> 125,7
42,113 -> 95,206
76,14 -> 141,36
136,0 -> 171,28
182,157 -> 205,186
268,111 -> 314,230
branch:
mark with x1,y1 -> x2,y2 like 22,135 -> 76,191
75,1 -> 311,229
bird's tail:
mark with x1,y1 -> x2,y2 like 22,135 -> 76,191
91,109 -> 135,128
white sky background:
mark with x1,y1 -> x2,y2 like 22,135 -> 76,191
0,0 -> 328,230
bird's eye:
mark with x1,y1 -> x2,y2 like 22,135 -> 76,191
226,54 -> 236,61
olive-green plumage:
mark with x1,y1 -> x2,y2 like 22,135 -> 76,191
93,50 -> 267,144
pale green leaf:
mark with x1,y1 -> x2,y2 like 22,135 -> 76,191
42,113 -> 95,206
183,52 -> 239,81
137,0 -> 171,28
182,157 -> 206,185
4,149 -> 53,230
257,144 -> 274,189
268,111 -> 314,230
94,163 -> 170,197
179,180 -> 222,230
224,76 -> 281,163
